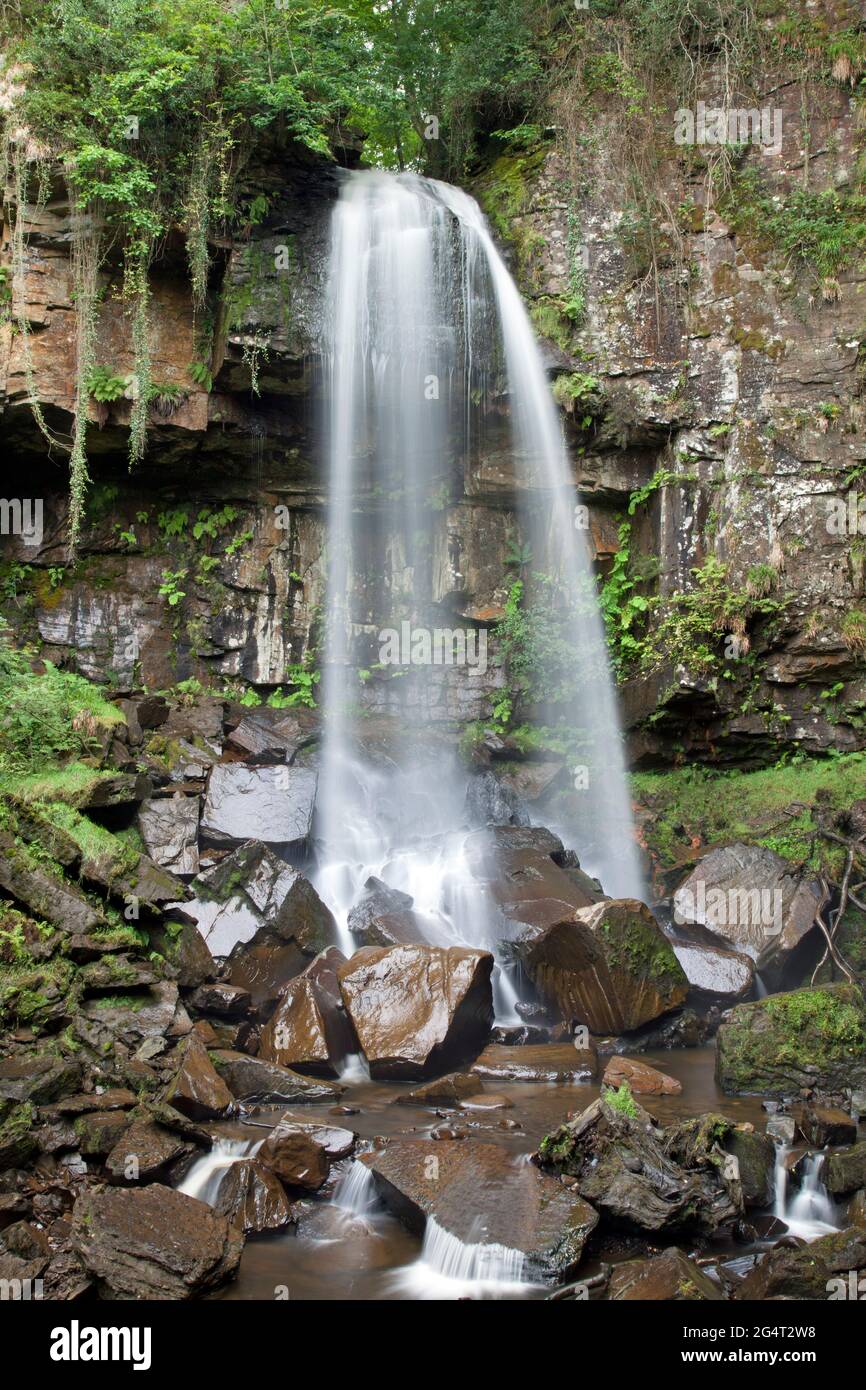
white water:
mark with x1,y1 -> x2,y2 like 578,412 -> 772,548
388,1216 -> 539,1300
178,1138 -> 261,1205
315,170 -> 643,1001
773,1146 -> 837,1240
334,1159 -> 379,1217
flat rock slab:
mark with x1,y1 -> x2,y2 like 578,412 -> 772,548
210,1050 -> 344,1104
362,1139 -> 598,1280
470,1043 -> 598,1084
201,764 -> 317,851
72,1185 -> 243,1299
608,1247 -> 723,1301
602,1055 -> 682,1096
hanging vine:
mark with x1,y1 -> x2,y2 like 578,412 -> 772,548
123,238 -> 153,470
67,187 -> 101,548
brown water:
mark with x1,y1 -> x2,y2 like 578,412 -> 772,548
204,1045 -> 784,1301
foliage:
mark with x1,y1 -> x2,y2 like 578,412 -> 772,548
0,620 -> 124,776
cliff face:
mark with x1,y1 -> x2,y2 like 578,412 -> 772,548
2,54 -> 865,767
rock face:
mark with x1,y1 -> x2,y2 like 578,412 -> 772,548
214,1159 -> 295,1233
539,1098 -> 741,1236
200,764 -> 317,854
608,1247 -> 723,1301
258,947 -> 354,1076
362,1138 -> 598,1280
514,898 -> 688,1034
337,945 -> 495,1080
673,846 -> 822,989
715,983 -> 866,1097
724,1129 -> 775,1208
347,878 -> 425,948
71,1185 -> 243,1299
138,796 -> 200,875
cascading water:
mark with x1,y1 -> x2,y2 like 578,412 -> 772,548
772,1146 -> 837,1240
178,1138 -> 261,1205
314,170 -> 643,1003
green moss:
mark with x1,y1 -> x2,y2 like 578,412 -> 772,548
602,1080 -> 639,1118
633,751 -> 866,870
718,983 -> 866,1094
599,909 -> 686,991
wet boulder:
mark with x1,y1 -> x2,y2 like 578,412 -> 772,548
258,1120 -> 330,1191
258,947 -> 354,1077
602,1055 -> 681,1096
347,878 -> 426,948
470,1042 -> 597,1083
715,983 -> 866,1097
0,832 -> 107,935
185,840 -> 337,960
735,1226 -> 866,1300
214,1159 -> 295,1233
105,1118 -> 196,1183
164,1036 -> 234,1121
723,1128 -> 776,1208
209,1050 -> 344,1105
228,940 -> 312,1015
149,919 -> 216,990
672,845 -> 822,990
0,1054 -> 82,1106
363,1138 -> 598,1280
71,1185 -> 243,1299
538,1097 -> 741,1236
200,764 -> 317,854
394,1072 -> 480,1106
670,929 -> 755,1008
138,796 -> 200,875
608,1247 -> 724,1301
514,899 -> 688,1035
80,981 -> 192,1047
824,1142 -> 866,1197
337,944 -> 494,1081
464,771 -> 530,828
187,982 -> 251,1018
794,1104 -> 857,1148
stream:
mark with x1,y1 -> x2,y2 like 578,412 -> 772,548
170,1046 -> 857,1302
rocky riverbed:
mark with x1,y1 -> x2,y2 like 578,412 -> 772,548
1,690 -> 865,1302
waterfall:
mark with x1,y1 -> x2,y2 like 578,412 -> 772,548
389,1217 -> 537,1300
772,1145 -> 837,1240
314,170 -> 643,974
333,1159 -> 379,1217
178,1138 -> 261,1205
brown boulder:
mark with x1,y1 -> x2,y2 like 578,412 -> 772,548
259,947 -> 354,1076
105,1118 -> 195,1183
602,1055 -> 682,1096
608,1247 -> 723,1301
337,944 -> 494,1080
164,1036 -> 233,1121
258,1121 -> 330,1191
394,1073 -> 480,1107
214,1159 -> 295,1233
514,899 -> 688,1034
362,1139 -> 598,1280
71,1185 -> 243,1299
470,1042 -> 597,1083
209,1050 -> 344,1104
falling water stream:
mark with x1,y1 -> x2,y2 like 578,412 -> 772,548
772,1146 -> 838,1240
313,171 -> 643,1018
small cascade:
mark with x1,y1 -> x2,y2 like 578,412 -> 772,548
389,1217 -> 538,1300
333,1159 -> 379,1217
337,1051 -> 371,1085
178,1138 -> 261,1206
773,1146 -> 837,1240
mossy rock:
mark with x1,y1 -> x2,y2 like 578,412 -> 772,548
716,982 -> 866,1097
0,1101 -> 37,1168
